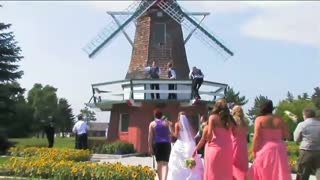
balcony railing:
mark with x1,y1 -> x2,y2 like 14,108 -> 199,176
88,79 -> 228,108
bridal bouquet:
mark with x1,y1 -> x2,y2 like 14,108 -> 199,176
185,158 -> 196,169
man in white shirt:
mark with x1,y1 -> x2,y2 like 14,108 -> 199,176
72,114 -> 89,149
294,108 -> 320,180
167,62 -> 177,99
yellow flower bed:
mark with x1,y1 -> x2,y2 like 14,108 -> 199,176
9,147 -> 91,162
5,147 -> 156,180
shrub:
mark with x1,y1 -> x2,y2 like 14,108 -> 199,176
87,138 -> 107,149
92,141 -> 135,154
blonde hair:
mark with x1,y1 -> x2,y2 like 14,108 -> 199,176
217,98 -> 227,106
232,105 -> 247,127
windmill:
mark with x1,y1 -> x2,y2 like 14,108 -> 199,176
83,0 -> 233,79
83,0 -> 233,153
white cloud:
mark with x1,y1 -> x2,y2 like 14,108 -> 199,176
241,2 -> 320,48
181,1 -> 319,48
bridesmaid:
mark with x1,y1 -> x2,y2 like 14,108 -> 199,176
193,101 -> 236,180
248,100 -> 291,180
231,105 -> 249,180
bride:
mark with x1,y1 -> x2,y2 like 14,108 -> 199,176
167,112 -> 203,180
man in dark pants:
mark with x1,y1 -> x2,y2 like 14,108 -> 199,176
167,62 -> 177,99
189,66 -> 204,99
146,61 -> 161,99
44,116 -> 55,148
72,115 -> 89,149
294,108 -> 320,180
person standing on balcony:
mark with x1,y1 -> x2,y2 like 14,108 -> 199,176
145,61 -> 161,99
167,62 -> 177,99
189,66 -> 204,99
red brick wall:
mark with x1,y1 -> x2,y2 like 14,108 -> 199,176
126,9 -> 190,80
126,16 -> 151,79
107,102 -> 208,153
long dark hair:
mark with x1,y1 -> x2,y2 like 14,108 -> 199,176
211,103 -> 236,129
259,100 -> 274,116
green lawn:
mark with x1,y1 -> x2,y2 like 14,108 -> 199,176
0,156 -> 9,172
9,137 -> 76,149
0,156 -> 9,165
8,136 -> 106,149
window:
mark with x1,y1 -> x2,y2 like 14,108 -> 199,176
120,113 -> 130,132
152,23 -> 166,45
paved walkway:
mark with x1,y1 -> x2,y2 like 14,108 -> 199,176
92,155 -> 317,180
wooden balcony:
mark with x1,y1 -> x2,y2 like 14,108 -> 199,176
86,79 -> 228,110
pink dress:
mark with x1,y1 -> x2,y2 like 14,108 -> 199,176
232,128 -> 248,180
248,129 -> 291,180
204,128 -> 233,180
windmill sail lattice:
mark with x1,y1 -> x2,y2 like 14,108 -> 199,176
83,0 -> 157,58
157,0 -> 233,59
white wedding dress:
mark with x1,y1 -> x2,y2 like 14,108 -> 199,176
167,115 -> 203,180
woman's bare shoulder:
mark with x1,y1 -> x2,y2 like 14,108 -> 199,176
209,114 -> 219,121
149,121 -> 156,127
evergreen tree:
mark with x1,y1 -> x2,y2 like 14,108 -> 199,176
9,90 -> 34,137
311,87 -> 320,117
298,93 -> 309,100
286,91 -> 294,103
224,87 -> 248,106
247,95 -> 269,122
0,19 -> 24,126
80,107 -> 96,122
55,98 -> 74,137
311,87 -> 320,109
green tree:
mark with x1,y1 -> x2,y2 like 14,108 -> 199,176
27,83 -> 58,133
311,87 -> 320,117
55,98 -> 74,137
311,87 -> 320,109
298,92 -> 310,100
0,20 -> 24,127
275,97 -> 315,135
286,91 -> 294,103
224,87 -> 248,106
247,95 -> 269,122
8,92 -> 34,137
80,107 -> 96,122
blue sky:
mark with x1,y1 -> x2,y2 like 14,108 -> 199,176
1,1 -> 319,121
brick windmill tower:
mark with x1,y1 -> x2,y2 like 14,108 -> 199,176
83,0 -> 233,153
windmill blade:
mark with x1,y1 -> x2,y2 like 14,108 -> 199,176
83,0 -> 158,58
157,1 -> 234,59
